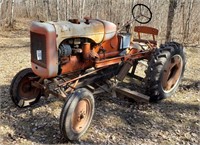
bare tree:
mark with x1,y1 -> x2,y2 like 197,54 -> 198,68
0,0 -> 4,20
184,0 -> 194,41
166,0 -> 177,42
63,0 -> 67,20
29,0 -> 33,17
56,0 -> 60,21
47,0 -> 51,20
66,0 -> 69,19
23,0 -> 29,17
9,0 -> 15,28
43,0 -> 51,21
82,0 -> 85,18
34,0 -> 39,19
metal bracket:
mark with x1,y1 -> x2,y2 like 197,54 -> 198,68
114,85 -> 150,103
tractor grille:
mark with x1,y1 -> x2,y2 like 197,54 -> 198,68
31,32 -> 47,68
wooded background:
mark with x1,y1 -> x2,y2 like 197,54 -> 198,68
0,0 -> 199,45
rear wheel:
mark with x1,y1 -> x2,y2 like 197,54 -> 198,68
60,88 -> 94,141
145,42 -> 185,102
10,68 -> 41,107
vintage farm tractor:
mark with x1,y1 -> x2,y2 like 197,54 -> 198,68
10,4 -> 185,141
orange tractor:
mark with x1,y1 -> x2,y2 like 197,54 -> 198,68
10,4 -> 185,141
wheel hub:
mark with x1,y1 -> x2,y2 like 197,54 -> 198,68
71,99 -> 91,133
18,76 -> 40,100
22,83 -> 31,92
162,55 -> 183,92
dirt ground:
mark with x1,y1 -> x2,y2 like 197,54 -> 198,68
0,22 -> 199,145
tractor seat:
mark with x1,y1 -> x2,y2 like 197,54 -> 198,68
133,26 -> 159,47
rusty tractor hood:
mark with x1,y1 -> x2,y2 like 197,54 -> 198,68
48,19 -> 117,47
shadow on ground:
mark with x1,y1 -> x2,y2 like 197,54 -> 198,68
0,80 -> 199,144
180,78 -> 200,91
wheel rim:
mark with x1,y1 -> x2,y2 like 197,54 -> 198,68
18,75 -> 40,100
71,98 -> 91,133
162,55 -> 183,93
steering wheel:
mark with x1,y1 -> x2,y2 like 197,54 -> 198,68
132,4 -> 152,24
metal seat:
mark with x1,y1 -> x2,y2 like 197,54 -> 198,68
133,26 -> 158,46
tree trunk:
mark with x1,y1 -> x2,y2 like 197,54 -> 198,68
66,0 -> 69,20
82,0 -> 85,18
56,0 -> 60,21
110,0 -> 112,21
184,0 -> 194,41
0,0 -> 4,20
79,0 -> 81,18
9,0 -> 15,28
166,0 -> 177,42
64,0 -> 66,20
34,0 -> 39,19
47,0 -> 51,20
24,0 -> 29,17
72,0 -> 74,18
44,0 -> 48,20
44,0 -> 51,21
29,0 -> 32,17
181,1 -> 185,43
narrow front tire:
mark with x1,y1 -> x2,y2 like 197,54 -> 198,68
60,88 -> 95,141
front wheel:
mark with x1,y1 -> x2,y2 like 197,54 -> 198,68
145,42 -> 186,102
10,68 -> 42,107
60,88 -> 95,141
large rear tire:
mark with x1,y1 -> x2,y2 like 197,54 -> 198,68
60,88 -> 94,141
10,68 -> 41,107
145,42 -> 186,102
